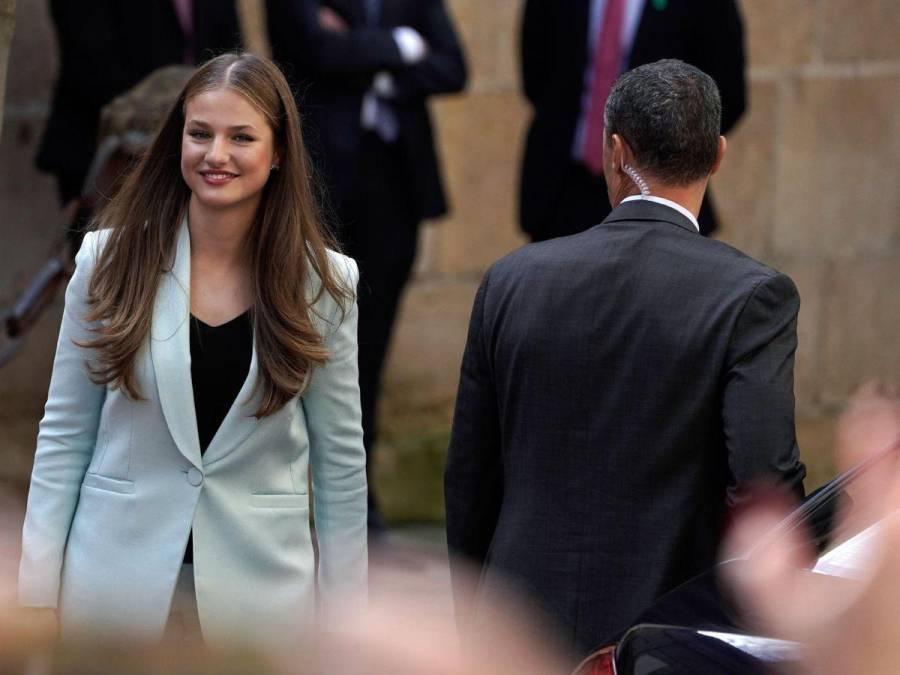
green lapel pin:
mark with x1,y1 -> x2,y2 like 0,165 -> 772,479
652,0 -> 668,10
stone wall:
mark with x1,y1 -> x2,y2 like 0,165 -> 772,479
0,0 -> 15,136
1,1 -> 898,506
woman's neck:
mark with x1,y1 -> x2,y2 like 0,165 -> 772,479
187,196 -> 256,267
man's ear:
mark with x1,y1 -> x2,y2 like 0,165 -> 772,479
608,134 -> 621,171
710,135 -> 727,176
612,134 -> 638,171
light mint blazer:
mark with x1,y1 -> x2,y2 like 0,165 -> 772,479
18,222 -> 367,644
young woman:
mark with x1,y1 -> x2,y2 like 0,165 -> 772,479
18,53 -> 367,645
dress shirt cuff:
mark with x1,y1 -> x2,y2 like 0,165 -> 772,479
392,26 -> 427,64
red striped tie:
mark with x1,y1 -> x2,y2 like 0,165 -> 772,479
583,0 -> 627,174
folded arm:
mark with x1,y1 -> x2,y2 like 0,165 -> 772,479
267,0 -> 405,83
387,0 -> 467,100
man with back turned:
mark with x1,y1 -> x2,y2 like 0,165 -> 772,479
444,60 -> 806,659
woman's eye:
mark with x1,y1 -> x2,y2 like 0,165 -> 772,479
188,129 -> 210,139
234,134 -> 255,142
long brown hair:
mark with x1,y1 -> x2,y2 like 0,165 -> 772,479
83,53 -> 352,417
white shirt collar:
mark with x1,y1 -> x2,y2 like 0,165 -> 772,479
621,195 -> 700,232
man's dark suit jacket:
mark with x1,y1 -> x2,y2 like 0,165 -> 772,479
37,0 -> 241,201
519,0 -> 746,238
445,199 -> 806,657
266,0 -> 466,221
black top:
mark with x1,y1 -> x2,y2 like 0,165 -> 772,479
184,309 -> 253,564
190,310 -> 253,453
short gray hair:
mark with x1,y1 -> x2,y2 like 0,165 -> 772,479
604,59 -> 721,185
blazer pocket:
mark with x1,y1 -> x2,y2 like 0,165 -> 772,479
250,493 -> 308,510
82,472 -> 135,495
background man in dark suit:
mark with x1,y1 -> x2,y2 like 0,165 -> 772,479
267,0 -> 466,530
37,0 -> 241,207
445,60 -> 805,659
519,0 -> 746,240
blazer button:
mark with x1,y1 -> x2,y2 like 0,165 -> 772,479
187,467 -> 204,487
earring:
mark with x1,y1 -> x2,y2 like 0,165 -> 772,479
270,164 -> 279,171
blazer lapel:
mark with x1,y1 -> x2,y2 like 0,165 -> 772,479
201,341 -> 261,466
150,219 -> 203,470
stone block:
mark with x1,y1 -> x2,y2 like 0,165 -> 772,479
236,0 -> 270,58
0,410 -> 42,494
430,92 -> 528,278
445,0 -> 522,93
714,80 -> 777,260
743,0 -> 815,70
0,109 -> 65,415
0,0 -> 15,128
376,278 -> 478,522
0,115 -> 62,289
0,293 -> 60,412
772,75 -> 900,258
373,414 -> 449,523
796,414 -> 837,490
820,256 -> 900,405
772,258 -> 827,411
4,0 -> 55,106
493,0 -> 522,92
383,278 -> 479,410
821,0 -> 900,62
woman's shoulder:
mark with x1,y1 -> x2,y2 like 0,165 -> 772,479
323,248 -> 359,287
75,228 -> 114,268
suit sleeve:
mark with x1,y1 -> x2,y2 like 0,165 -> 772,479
19,231 -> 107,608
721,272 -> 806,507
444,269 -> 503,619
266,0 -> 405,81
520,0 -> 554,106
692,0 -> 746,134
389,0 -> 467,100
303,255 -> 367,611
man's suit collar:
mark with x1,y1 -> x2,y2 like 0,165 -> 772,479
603,198 -> 700,234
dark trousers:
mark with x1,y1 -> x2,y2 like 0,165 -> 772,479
337,132 -> 419,515
531,162 -> 612,242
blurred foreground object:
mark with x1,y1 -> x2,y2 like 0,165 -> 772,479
0,548 -> 568,675
568,383 -> 898,673
722,382 -> 900,675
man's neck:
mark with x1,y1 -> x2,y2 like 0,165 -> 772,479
645,183 -> 705,221
613,182 -> 705,219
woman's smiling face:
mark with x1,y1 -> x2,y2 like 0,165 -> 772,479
180,87 -> 278,214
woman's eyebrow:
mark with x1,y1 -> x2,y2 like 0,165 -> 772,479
186,119 -> 258,132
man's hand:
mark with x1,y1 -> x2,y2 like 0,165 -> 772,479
318,6 -> 348,33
